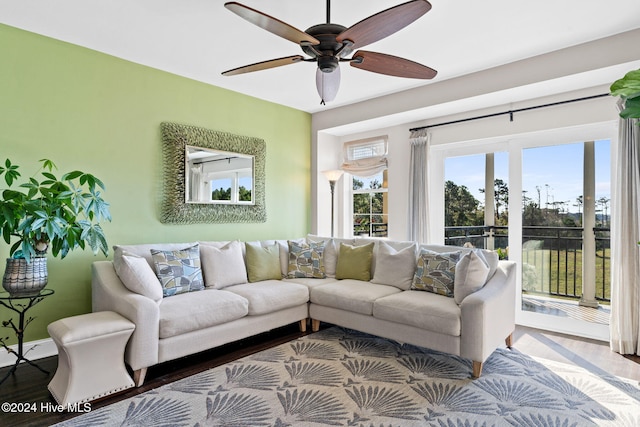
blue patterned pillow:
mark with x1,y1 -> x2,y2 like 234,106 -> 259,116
287,240 -> 326,279
411,250 -> 461,297
151,244 -> 204,297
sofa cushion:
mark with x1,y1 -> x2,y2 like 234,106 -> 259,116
373,291 -> 462,336
224,280 -> 309,315
454,250 -> 491,304
310,280 -> 400,315
283,277 -> 339,289
371,241 -> 417,290
411,250 -> 462,297
113,251 -> 163,303
158,289 -> 249,339
335,242 -> 375,281
287,240 -> 326,279
151,244 -> 205,297
245,242 -> 282,282
200,241 -> 248,289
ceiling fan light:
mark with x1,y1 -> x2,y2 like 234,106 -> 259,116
316,67 -> 341,104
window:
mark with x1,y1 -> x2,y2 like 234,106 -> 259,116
210,171 -> 252,204
343,136 -> 389,237
353,170 -> 388,237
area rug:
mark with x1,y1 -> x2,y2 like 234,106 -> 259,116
55,327 -> 640,427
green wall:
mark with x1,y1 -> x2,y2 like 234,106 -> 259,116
0,24 -> 311,344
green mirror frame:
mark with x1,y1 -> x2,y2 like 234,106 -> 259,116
160,122 -> 266,224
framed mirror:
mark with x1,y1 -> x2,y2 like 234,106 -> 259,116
160,122 -> 266,224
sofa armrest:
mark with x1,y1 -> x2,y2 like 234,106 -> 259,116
91,261 -> 160,371
459,260 -> 516,363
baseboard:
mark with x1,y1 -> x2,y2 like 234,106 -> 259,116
0,338 -> 58,368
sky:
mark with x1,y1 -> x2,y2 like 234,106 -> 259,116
444,140 -> 611,214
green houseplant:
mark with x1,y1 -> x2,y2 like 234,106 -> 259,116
610,69 -> 640,119
0,159 -> 111,296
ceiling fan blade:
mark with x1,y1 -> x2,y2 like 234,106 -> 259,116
225,2 -> 320,46
350,50 -> 437,79
222,55 -> 305,76
336,0 -> 431,50
316,67 -> 341,105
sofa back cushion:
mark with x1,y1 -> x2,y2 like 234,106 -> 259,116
370,240 -> 417,290
336,242 -> 375,281
200,241 -> 248,289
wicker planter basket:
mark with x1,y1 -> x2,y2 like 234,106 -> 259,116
2,257 -> 48,297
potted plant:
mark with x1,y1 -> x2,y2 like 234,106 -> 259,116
0,158 -> 111,297
610,69 -> 640,119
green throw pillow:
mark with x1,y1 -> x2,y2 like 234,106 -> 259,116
150,244 -> 204,297
245,242 -> 282,282
287,240 -> 326,278
411,249 -> 462,297
335,242 -> 374,281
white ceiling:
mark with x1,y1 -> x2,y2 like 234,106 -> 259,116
2,0 -> 640,114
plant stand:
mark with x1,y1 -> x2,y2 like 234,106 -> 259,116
0,289 -> 54,385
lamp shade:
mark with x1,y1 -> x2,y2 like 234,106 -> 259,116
316,67 -> 341,104
322,169 -> 344,182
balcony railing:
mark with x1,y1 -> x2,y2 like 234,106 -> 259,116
444,225 -> 610,302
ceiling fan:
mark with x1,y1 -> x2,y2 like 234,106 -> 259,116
221,0 -> 437,105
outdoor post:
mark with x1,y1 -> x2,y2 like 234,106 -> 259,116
580,141 -> 599,308
485,153 -> 495,250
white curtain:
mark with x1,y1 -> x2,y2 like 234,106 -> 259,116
408,129 -> 431,243
341,157 -> 388,177
189,165 -> 205,202
610,112 -> 640,355
341,138 -> 388,177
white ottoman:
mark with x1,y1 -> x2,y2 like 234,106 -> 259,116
47,311 -> 135,407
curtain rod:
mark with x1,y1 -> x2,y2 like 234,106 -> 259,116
409,93 -> 610,132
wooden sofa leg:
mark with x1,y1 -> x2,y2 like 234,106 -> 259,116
505,333 -> 513,348
472,361 -> 483,379
299,319 -> 307,332
133,368 -> 147,387
311,319 -> 320,332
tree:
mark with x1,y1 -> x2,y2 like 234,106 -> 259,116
353,178 -> 364,190
573,195 -> 583,215
445,180 -> 482,226
239,186 -> 252,201
212,187 -> 231,200
597,197 -> 610,226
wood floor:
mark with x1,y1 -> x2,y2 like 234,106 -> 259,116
0,323 -> 638,427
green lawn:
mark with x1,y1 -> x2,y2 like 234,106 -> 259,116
521,248 -> 610,302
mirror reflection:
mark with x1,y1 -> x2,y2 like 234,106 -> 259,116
186,145 -> 254,204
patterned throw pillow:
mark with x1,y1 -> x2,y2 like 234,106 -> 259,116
411,250 -> 462,297
287,240 -> 326,279
151,244 -> 205,297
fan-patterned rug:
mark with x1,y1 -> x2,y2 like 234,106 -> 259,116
55,327 -> 640,426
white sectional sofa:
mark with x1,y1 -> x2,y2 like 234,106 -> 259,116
91,236 -> 516,386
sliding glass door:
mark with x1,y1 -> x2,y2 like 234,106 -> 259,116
436,123 -> 615,340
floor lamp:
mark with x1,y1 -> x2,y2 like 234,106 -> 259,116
322,170 -> 344,237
